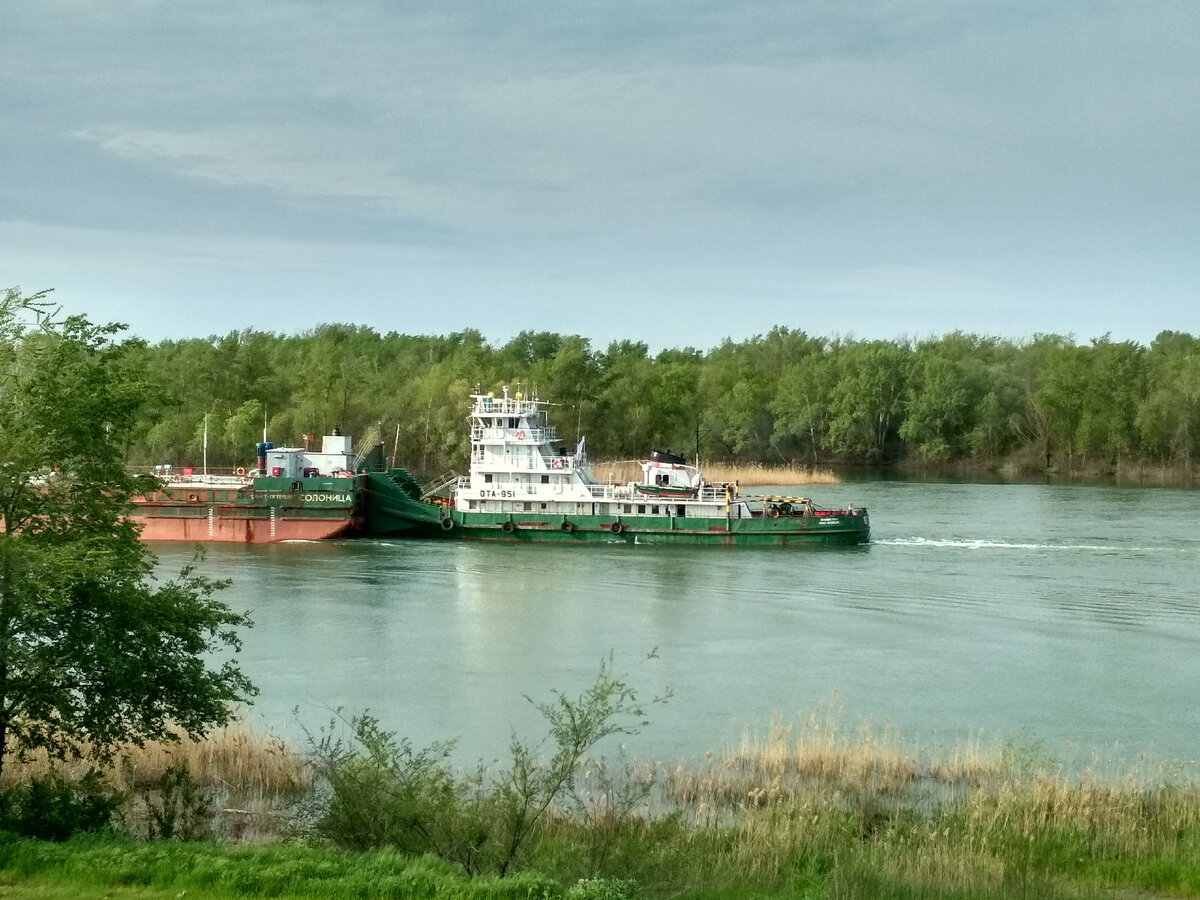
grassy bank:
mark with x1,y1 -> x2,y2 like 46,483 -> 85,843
593,459 -> 841,487
3,712 -> 1200,899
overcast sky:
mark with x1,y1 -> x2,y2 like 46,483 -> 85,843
4,1 -> 1198,350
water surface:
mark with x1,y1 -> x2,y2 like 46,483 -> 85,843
152,481 -> 1200,770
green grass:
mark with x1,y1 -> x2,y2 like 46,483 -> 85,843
4,797 -> 1200,900
0,836 -> 561,899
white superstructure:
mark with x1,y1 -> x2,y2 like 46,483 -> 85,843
454,389 -> 744,519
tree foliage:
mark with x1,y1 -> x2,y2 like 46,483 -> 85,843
0,288 -> 255,786
32,290 -> 1196,476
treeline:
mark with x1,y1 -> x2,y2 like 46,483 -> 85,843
120,325 -> 1200,478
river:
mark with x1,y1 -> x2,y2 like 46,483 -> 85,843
151,480 -> 1200,773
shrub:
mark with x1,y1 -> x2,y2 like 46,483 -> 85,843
304,655 -> 666,878
565,876 -> 639,900
143,764 -> 212,840
0,770 -> 123,841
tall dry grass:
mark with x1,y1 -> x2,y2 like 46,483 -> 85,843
654,705 -> 1200,897
591,459 -> 841,487
1,721 -> 305,797
661,701 -> 1198,822
2,719 -> 307,841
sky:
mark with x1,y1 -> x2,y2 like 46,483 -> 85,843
3,0 -> 1198,351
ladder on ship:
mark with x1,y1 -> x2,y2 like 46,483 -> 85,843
421,470 -> 460,501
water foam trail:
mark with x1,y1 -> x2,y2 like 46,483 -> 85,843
876,536 -> 1173,552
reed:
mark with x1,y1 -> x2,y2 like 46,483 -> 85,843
651,708 -> 1200,898
592,459 -> 841,487
1,721 -> 305,797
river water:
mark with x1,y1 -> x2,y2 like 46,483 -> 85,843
151,480 -> 1200,772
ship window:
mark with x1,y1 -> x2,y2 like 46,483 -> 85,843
637,504 -> 646,514
484,473 -> 493,483
541,475 -> 549,484
540,503 -> 547,510
468,500 -> 478,510
623,504 -> 632,513
523,502 -> 532,511
651,505 -> 660,515
676,505 -> 686,517
657,473 -> 668,485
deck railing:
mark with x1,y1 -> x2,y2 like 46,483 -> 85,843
471,426 -> 559,444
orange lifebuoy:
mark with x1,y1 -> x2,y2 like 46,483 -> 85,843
235,467 -> 246,477
338,470 -> 354,478
516,429 -> 526,440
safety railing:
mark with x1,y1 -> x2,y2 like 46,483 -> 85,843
470,426 -> 559,444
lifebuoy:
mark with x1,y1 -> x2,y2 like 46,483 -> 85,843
560,520 -> 575,534
610,521 -> 624,535
767,506 -> 780,519
552,457 -> 564,469
440,516 -> 455,531
338,470 -> 354,478
187,493 -> 199,503
235,467 -> 246,477
515,430 -> 526,440
501,520 -> 516,534
172,474 -> 183,482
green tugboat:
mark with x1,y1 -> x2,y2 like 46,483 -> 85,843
364,389 -> 869,546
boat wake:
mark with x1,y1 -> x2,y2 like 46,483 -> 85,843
877,536 -> 1178,553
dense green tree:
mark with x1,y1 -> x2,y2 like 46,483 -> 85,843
1136,331 -> 1200,464
592,341 -> 656,458
528,336 -> 599,448
771,352 -> 835,462
899,352 -> 968,461
1075,337 -> 1145,466
826,340 -> 911,460
0,288 -> 255,786
84,311 -> 1200,475
696,338 -> 776,460
1031,339 -> 1090,466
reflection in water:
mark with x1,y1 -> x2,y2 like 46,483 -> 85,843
152,480 -> 1200,768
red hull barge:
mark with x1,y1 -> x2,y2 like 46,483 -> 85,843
133,431 -> 370,544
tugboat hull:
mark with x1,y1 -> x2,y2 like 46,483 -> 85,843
404,508 -> 870,546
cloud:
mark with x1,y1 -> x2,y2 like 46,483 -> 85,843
3,0 -> 1199,345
